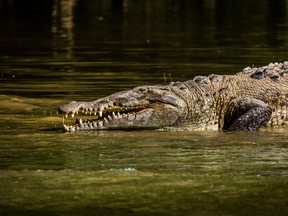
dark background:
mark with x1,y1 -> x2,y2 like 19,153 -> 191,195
0,0 -> 287,45
0,0 -> 288,99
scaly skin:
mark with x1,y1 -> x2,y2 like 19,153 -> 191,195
59,61 -> 288,132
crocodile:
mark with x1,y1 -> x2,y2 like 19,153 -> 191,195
59,61 -> 288,132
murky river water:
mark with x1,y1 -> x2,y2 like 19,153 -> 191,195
1,0 -> 288,215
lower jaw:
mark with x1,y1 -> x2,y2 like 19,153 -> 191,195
64,118 -> 112,132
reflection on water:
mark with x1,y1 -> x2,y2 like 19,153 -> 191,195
0,0 -> 288,215
52,0 -> 76,59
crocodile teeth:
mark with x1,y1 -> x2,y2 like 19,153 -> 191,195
112,112 -> 117,119
98,121 -> 103,128
62,103 -> 147,132
64,124 -> 69,132
78,118 -> 84,128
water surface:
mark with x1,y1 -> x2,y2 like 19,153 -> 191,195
0,0 -> 288,215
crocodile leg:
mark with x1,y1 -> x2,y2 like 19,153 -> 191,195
223,97 -> 272,131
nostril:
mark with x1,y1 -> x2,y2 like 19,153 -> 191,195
58,101 -> 79,115
58,108 -> 65,115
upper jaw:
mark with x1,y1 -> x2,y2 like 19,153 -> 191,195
59,88 -> 149,118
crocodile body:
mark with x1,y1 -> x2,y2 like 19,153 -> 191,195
59,62 -> 288,132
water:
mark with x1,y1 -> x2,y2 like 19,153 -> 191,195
1,130 -> 288,215
1,0 -> 288,215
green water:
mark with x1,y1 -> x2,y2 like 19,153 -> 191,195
1,128 -> 288,215
1,0 -> 288,215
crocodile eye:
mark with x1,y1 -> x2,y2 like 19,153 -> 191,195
136,87 -> 148,94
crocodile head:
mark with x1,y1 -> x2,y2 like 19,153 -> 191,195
59,85 -> 187,132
